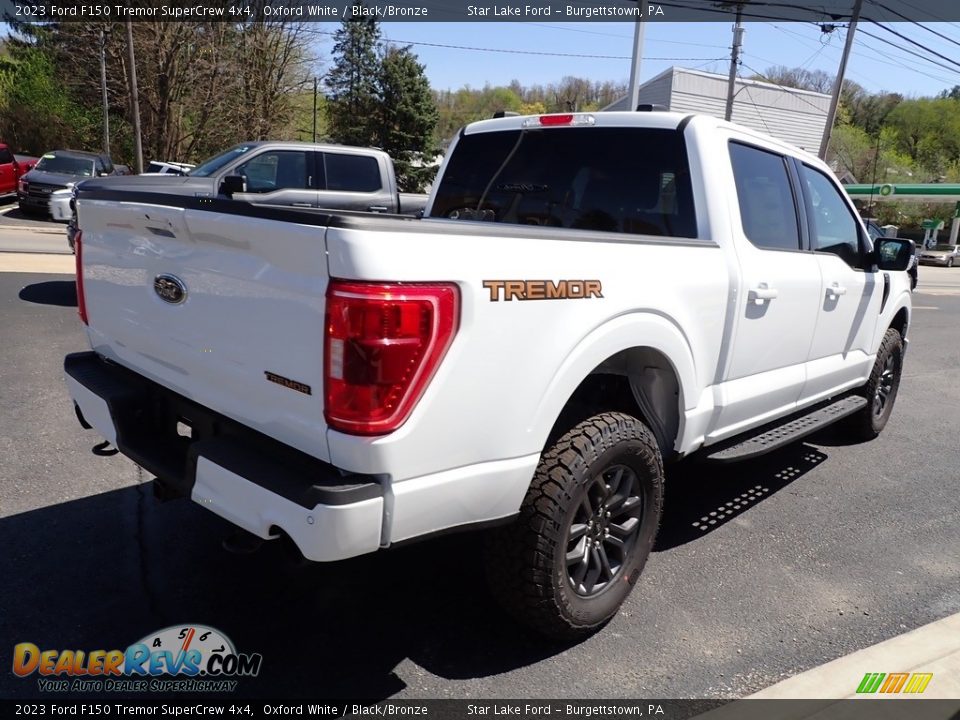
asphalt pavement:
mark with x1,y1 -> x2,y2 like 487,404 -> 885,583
0,196 -> 64,230
1,248 -> 959,702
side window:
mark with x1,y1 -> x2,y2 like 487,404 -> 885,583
0,148 -> 14,164
729,142 -> 801,251
95,159 -> 105,175
236,151 -> 308,192
801,165 -> 861,267
324,153 -> 382,192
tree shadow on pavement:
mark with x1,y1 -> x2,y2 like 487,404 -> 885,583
18,280 -> 77,307
655,443 -> 828,551
0,443 -> 829,700
0,478 -> 569,702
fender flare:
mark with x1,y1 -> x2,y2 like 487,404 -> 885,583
529,311 -> 700,449
877,294 -> 911,348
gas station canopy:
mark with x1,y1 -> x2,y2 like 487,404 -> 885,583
844,184 -> 960,202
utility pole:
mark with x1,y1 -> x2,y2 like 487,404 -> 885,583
99,28 -> 110,155
819,0 -> 864,160
312,76 -> 318,142
724,3 -> 744,122
626,18 -> 646,111
125,18 -> 143,174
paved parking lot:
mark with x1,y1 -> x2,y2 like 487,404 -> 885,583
1,249 -> 959,701
0,196 -> 63,230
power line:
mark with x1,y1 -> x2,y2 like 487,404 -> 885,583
525,22 -> 730,50
304,28 -> 722,62
739,61 -> 840,115
736,71 -> 775,135
866,0 -> 960,48
868,21 -> 960,72
850,31 -> 960,84
857,26 -> 960,77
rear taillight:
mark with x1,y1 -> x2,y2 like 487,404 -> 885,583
75,230 -> 88,325
324,280 -> 459,435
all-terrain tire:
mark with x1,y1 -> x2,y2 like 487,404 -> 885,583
484,412 -> 664,640
845,328 -> 904,441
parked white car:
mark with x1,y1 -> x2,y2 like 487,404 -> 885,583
143,161 -> 196,176
65,111 -> 914,639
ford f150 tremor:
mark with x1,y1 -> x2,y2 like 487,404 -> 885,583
64,111 -> 913,639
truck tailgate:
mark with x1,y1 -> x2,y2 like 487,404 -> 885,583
77,198 -> 333,462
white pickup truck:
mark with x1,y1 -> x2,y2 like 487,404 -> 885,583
64,111 -> 914,639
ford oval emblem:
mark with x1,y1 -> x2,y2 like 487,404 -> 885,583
154,274 -> 187,304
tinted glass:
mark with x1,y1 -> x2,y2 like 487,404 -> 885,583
190,144 -> 258,177
801,165 -> 861,266
324,154 -> 382,192
729,143 -> 800,251
430,127 -> 697,238
0,148 -> 13,164
236,151 -> 308,192
34,154 -> 96,177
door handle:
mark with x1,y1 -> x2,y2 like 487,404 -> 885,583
747,283 -> 778,303
368,205 -> 389,213
827,282 -> 848,297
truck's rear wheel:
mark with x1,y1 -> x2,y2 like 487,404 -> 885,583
845,328 -> 904,441
485,412 -> 663,640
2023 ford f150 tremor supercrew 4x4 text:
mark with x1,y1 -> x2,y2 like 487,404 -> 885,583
64,112 -> 914,639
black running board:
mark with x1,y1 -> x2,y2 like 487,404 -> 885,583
704,395 -> 868,463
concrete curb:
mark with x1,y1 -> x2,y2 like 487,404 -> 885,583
0,253 -> 74,274
0,225 -> 67,234
747,611 -> 960,700
688,613 -> 960,720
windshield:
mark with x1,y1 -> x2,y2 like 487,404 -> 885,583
933,244 -> 957,251
34,154 -> 95,177
429,126 -> 697,238
189,144 -> 258,177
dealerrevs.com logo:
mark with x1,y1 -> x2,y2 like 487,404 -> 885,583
13,625 -> 262,693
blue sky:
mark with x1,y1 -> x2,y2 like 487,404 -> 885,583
308,21 -> 960,97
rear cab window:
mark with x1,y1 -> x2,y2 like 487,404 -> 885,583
324,153 -> 382,192
728,142 -> 802,252
429,126 -> 698,238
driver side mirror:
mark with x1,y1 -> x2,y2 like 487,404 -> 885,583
874,237 -> 915,272
220,175 -> 246,198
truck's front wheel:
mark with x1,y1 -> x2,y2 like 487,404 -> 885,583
485,412 -> 664,640
845,327 -> 904,441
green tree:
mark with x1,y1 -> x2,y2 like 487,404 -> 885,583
0,42 -> 96,153
324,9 -> 381,147
378,46 -> 439,192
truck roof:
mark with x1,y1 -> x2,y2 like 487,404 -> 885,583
463,111 -> 693,135
229,140 -> 387,153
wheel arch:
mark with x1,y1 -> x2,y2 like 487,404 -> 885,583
531,313 -> 699,459
889,303 -> 909,340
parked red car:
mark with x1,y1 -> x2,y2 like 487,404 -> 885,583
0,143 -> 38,196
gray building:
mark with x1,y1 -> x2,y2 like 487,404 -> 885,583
603,67 -> 830,153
